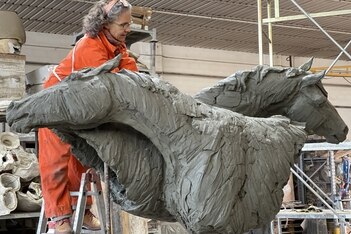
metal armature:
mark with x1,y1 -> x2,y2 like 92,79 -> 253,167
272,142 -> 351,234
257,0 -> 351,67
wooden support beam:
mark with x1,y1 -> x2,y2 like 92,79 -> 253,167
311,66 -> 351,77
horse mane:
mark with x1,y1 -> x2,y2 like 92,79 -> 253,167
195,65 -> 307,116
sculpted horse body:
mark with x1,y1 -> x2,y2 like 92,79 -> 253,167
6,57 -> 348,234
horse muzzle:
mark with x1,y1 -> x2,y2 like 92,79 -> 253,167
325,125 -> 348,144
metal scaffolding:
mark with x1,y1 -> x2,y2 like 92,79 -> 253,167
257,2 -> 351,231
257,0 -> 351,68
273,142 -> 351,234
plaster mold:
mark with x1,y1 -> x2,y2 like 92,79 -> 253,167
16,182 -> 42,212
0,173 -> 20,215
11,148 -> 39,182
0,132 -> 20,150
0,132 -> 39,181
0,148 -> 15,172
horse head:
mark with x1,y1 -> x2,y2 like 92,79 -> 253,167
287,65 -> 348,143
195,58 -> 348,143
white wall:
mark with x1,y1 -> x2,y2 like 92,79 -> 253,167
22,31 -> 73,72
22,32 -> 351,139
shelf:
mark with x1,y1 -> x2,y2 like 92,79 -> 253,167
0,212 -> 40,220
17,132 -> 36,142
126,28 -> 156,48
276,209 -> 351,219
302,142 -> 351,151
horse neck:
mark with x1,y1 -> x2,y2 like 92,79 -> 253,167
103,72 -> 212,174
104,72 -> 179,138
227,71 -> 300,117
195,67 -> 299,117
257,77 -> 301,117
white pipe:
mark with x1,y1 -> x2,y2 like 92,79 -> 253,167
326,39 -> 351,75
290,168 -> 343,220
289,0 -> 351,60
293,164 -> 334,204
257,0 -> 263,65
274,0 -> 280,18
154,10 -> 351,36
267,0 -> 274,66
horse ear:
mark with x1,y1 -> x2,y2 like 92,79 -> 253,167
301,70 -> 325,88
299,57 -> 314,71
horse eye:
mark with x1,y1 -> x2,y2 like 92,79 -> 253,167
302,86 -> 327,106
314,96 -> 327,106
316,83 -> 328,98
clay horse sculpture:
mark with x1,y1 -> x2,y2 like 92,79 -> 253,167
6,57 -> 348,234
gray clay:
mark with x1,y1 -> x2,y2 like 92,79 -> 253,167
6,57 -> 348,233
194,57 -> 348,144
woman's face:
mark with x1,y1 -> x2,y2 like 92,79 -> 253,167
106,9 -> 132,42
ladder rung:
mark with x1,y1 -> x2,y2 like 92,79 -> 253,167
70,191 -> 100,196
37,170 -> 106,234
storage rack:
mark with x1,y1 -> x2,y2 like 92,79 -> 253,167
257,0 -> 351,68
0,123 -> 40,232
274,141 -> 351,234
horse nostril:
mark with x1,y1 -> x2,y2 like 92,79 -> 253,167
344,126 -> 349,135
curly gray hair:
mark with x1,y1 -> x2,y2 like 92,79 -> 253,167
83,0 -> 132,37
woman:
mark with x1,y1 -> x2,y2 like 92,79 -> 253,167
38,0 -> 137,233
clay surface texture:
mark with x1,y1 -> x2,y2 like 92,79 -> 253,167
6,57 -> 347,233
195,58 -> 348,143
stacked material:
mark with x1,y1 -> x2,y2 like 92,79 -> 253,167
132,6 -> 152,30
0,132 -> 42,215
0,53 -> 26,117
0,11 -> 26,118
0,11 -> 26,55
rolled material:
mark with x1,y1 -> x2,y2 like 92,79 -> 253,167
0,173 -> 20,215
0,132 -> 20,150
16,182 -> 42,212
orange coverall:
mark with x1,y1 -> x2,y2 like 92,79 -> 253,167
39,31 -> 138,218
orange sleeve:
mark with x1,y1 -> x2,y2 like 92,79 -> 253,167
73,39 -> 111,70
44,37 -> 138,88
44,41 -> 108,88
118,50 -> 138,72
77,39 -> 138,73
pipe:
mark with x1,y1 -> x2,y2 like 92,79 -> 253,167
104,163 -> 111,233
257,0 -> 263,65
326,39 -> 351,75
291,168 -> 344,220
150,28 -> 158,75
293,164 -> 334,204
289,0 -> 351,60
267,0 -> 274,66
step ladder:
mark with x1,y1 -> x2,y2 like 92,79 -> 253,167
36,168 -> 106,234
